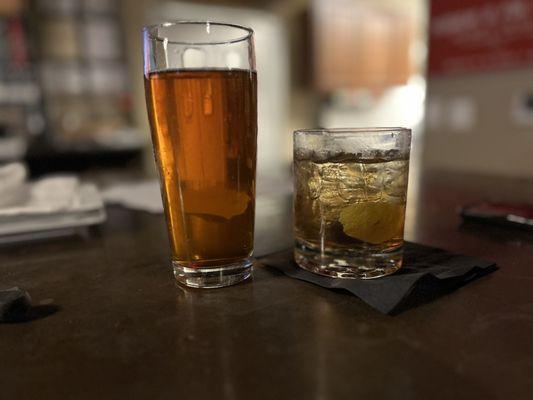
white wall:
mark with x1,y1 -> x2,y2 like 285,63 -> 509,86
149,2 -> 291,182
424,68 -> 533,178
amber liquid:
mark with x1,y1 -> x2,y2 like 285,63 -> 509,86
145,69 -> 257,267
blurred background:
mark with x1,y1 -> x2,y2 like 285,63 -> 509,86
1,0 -> 533,189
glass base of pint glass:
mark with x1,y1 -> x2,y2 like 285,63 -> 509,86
294,241 -> 403,279
173,258 -> 253,288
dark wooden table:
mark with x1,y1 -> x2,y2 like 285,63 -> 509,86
1,172 -> 533,400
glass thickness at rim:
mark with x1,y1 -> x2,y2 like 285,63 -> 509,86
294,127 -> 411,137
142,21 -> 254,46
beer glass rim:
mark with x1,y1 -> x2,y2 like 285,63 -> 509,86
143,21 -> 254,46
294,127 -> 411,138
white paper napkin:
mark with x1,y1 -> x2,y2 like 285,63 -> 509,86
0,163 -> 27,208
101,180 -> 164,213
0,163 -> 106,237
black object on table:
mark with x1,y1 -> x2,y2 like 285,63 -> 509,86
0,287 -> 31,322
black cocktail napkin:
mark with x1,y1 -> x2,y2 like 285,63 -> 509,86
257,242 -> 497,315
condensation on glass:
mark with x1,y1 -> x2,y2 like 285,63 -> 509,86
293,127 -> 411,279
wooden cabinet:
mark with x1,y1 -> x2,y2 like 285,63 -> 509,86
312,0 -> 414,91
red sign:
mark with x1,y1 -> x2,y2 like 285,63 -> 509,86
429,0 -> 533,76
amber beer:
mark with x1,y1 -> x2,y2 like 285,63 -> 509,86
145,69 -> 257,268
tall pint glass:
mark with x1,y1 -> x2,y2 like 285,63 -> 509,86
143,22 -> 257,288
